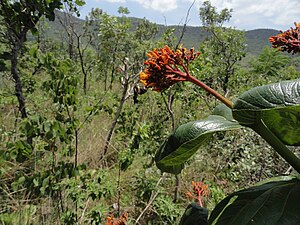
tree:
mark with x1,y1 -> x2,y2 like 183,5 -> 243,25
251,46 -> 290,77
57,1 -> 93,94
86,8 -> 103,57
0,0 -> 83,119
101,9 -> 159,159
199,1 -> 246,95
57,1 -> 85,60
94,10 -> 126,90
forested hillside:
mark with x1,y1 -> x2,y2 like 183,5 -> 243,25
0,1 -> 299,225
46,11 -> 278,55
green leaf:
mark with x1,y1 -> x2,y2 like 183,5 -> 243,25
233,79 -> 300,145
30,27 -> 38,36
179,203 -> 208,225
155,115 -> 242,174
33,178 -> 39,187
212,104 -> 235,121
0,52 -> 12,60
29,46 -> 38,58
75,0 -> 85,6
208,178 -> 300,225
254,175 -> 299,185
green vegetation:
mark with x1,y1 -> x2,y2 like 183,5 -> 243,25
0,1 -> 299,225
41,10 -> 278,55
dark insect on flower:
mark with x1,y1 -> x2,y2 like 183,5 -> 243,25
133,85 -> 147,104
269,22 -> 300,54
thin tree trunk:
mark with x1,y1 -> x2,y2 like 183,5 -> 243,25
101,74 -> 129,159
109,43 -> 119,90
173,175 -> 180,203
11,43 -> 28,119
68,35 -> 74,59
76,35 -> 88,94
11,41 -> 33,145
104,69 -> 108,91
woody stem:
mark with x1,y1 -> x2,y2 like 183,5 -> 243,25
168,65 -> 233,108
187,74 -> 233,108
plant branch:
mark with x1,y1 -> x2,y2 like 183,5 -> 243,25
166,64 -> 233,108
79,198 -> 90,225
175,0 -> 195,49
251,120 -> 300,174
161,91 -> 175,131
173,175 -> 179,203
187,74 -> 233,108
101,65 -> 130,159
134,175 -> 164,225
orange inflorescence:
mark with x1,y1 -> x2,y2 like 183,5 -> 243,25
269,22 -> 300,54
186,181 -> 210,207
105,212 -> 128,225
140,45 -> 200,92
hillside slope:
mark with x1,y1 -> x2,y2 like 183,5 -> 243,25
44,12 -> 279,56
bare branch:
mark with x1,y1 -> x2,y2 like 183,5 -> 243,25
176,0 -> 196,49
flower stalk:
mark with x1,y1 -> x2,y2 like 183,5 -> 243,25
185,73 -> 233,108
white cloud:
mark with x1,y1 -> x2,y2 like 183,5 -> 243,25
185,0 -> 300,29
94,0 -> 300,29
133,0 -> 178,12
103,0 -> 126,2
101,0 -> 178,12
231,0 -> 300,29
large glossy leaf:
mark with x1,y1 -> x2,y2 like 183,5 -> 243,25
155,114 -> 242,174
233,79 -> 300,145
208,178 -> 300,225
212,103 -> 235,121
179,203 -> 208,225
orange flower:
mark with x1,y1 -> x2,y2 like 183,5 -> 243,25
105,212 -> 128,225
269,22 -> 300,54
140,45 -> 200,92
140,45 -> 234,108
186,181 -> 210,207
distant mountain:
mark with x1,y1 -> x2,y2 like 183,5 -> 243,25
156,25 -> 279,54
123,17 -> 279,55
43,12 -> 279,56
245,29 -> 279,55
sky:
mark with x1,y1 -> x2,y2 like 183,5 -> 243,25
79,0 -> 300,31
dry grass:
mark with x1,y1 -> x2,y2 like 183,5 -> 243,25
77,112 -> 111,167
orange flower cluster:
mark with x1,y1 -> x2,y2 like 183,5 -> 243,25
269,22 -> 300,54
140,45 -> 200,92
186,181 -> 209,207
105,212 -> 128,225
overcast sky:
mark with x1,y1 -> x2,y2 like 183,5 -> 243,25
79,0 -> 300,31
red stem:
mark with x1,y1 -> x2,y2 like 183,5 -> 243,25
198,194 -> 203,207
187,75 -> 233,108
168,64 -> 233,108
